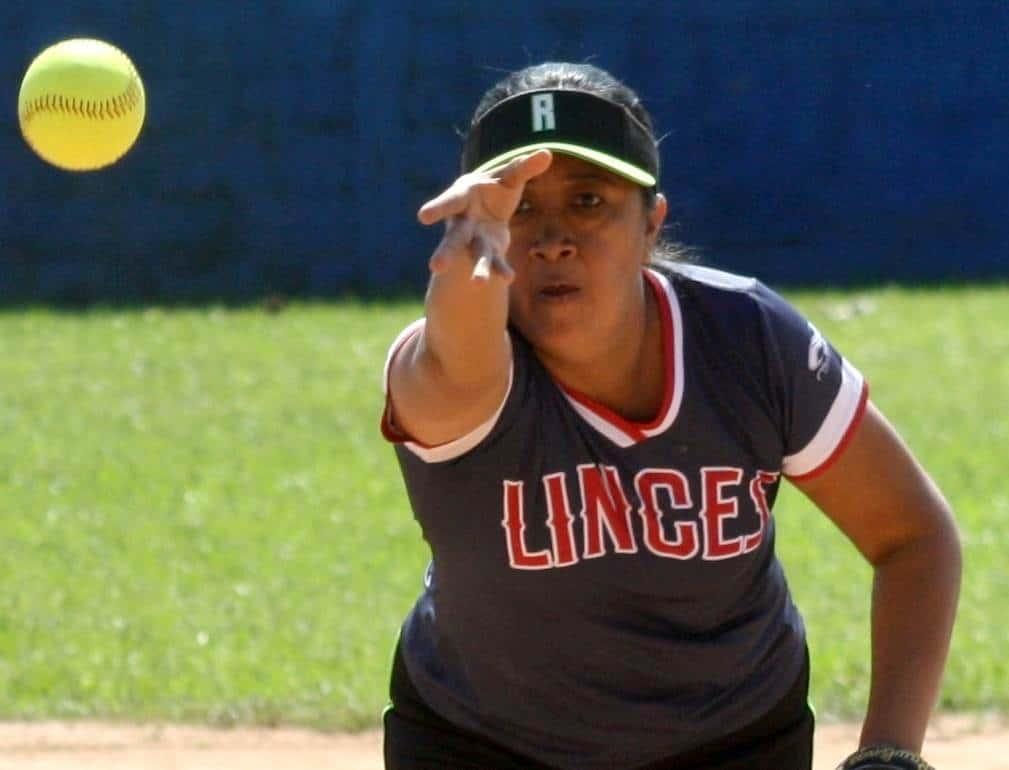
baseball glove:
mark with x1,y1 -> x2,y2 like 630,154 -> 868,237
837,745 -> 935,770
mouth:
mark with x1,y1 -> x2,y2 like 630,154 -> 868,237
538,283 -> 580,299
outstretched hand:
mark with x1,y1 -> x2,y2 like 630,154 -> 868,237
418,150 -> 553,281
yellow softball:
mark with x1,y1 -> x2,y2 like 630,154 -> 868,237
18,38 -> 146,171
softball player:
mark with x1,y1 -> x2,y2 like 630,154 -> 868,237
380,62 -> 960,770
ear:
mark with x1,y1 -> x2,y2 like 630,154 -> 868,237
643,192 -> 668,253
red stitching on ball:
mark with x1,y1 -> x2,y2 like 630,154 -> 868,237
19,71 -> 141,125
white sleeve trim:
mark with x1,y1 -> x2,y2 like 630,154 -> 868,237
400,362 -> 514,463
382,318 -> 514,464
782,358 -> 865,477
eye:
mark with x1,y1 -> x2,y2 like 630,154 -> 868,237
514,198 -> 533,215
573,192 -> 603,208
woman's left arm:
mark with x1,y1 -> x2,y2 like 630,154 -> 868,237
792,399 -> 962,754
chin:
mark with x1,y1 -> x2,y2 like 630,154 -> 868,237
514,316 -> 583,356
511,295 -> 593,345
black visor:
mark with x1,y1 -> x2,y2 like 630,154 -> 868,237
462,89 -> 659,187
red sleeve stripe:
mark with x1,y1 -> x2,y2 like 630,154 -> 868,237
785,374 -> 869,482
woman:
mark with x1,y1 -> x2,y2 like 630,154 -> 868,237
380,62 -> 960,770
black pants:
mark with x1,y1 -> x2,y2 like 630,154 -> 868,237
384,642 -> 814,770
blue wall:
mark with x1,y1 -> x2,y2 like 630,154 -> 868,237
2,1 -> 1007,303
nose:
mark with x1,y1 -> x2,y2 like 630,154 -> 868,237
529,222 -> 577,262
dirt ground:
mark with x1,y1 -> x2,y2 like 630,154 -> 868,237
0,715 -> 1004,769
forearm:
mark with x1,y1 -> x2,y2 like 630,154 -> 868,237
423,251 -> 510,385
860,528 -> 961,752
393,150 -> 548,438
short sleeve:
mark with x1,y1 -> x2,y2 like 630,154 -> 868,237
752,283 -> 869,480
379,318 -> 518,464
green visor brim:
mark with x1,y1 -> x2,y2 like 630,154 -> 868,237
472,142 -> 657,188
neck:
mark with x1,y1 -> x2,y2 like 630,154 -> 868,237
540,277 -> 664,422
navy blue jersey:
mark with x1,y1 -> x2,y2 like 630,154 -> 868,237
381,263 -> 868,769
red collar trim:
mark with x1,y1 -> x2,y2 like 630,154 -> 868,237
557,269 -> 678,446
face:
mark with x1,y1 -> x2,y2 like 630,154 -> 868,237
506,153 -> 667,362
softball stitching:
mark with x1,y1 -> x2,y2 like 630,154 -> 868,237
19,74 -> 142,125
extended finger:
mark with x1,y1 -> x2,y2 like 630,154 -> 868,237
428,216 -> 476,274
494,149 -> 553,189
471,232 -> 514,283
417,178 -> 474,226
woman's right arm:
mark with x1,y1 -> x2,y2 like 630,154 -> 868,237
386,150 -> 552,446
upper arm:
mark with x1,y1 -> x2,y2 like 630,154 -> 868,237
738,282 -> 956,562
384,321 -> 513,448
791,399 -> 957,565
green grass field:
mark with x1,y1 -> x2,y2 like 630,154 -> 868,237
0,285 -> 1006,729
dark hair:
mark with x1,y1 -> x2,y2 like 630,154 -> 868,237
469,62 -> 692,264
